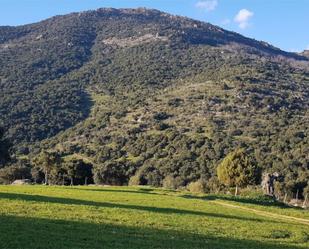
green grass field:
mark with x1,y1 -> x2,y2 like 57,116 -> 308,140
0,185 -> 308,249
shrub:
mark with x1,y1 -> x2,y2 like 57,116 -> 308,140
153,112 -> 171,121
146,170 -> 162,187
206,176 -> 223,193
187,179 -> 207,193
128,174 -> 141,186
129,163 -> 163,187
268,230 -> 291,239
229,129 -> 243,136
0,165 -> 31,184
155,122 -> 169,131
162,175 -> 183,190
93,161 -> 128,185
167,98 -> 183,107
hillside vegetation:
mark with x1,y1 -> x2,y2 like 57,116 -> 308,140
0,8 -> 308,197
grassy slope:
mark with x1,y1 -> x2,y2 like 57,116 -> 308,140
0,186 -> 308,249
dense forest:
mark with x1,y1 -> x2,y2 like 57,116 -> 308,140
0,8 -> 308,200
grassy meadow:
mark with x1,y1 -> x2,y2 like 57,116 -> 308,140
0,185 -> 308,249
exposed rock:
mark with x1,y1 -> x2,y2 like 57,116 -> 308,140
11,179 -> 32,185
102,34 -> 169,48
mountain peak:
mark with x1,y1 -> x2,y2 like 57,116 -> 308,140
70,7 -> 306,61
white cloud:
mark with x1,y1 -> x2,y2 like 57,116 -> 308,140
195,0 -> 218,12
234,9 -> 254,29
306,45 -> 309,50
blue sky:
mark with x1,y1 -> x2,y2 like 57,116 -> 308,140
0,0 -> 308,52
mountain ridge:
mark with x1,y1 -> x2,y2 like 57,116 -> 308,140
0,7 -> 308,193
1,8 -> 306,61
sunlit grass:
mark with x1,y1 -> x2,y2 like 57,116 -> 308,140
0,185 -> 308,249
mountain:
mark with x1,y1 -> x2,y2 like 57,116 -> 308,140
0,8 -> 308,190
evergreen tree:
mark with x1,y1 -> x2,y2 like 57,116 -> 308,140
217,149 -> 259,195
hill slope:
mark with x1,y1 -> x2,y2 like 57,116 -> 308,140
0,185 -> 308,249
0,8 -> 308,191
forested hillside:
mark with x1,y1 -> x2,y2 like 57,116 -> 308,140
0,8 -> 308,197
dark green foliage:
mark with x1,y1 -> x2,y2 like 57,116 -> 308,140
31,151 -> 94,185
0,8 -> 308,194
93,161 -> 129,186
268,230 -> 291,239
63,159 -> 93,185
0,127 -> 10,167
0,164 -> 31,184
153,112 -> 171,121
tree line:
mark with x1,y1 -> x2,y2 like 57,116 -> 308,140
1,127 -> 308,204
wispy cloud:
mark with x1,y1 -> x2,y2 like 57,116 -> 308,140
234,9 -> 254,29
195,0 -> 218,12
306,45 -> 309,50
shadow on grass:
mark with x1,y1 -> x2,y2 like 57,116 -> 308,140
68,187 -> 163,196
0,214 -> 303,249
0,192 -> 267,223
183,194 -> 291,209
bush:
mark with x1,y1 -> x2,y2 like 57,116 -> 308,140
0,165 -> 31,184
162,175 -> 183,190
128,174 -> 141,186
229,129 -> 243,136
187,179 -> 207,193
268,230 -> 291,239
155,122 -> 169,131
167,98 -> 183,107
128,164 -> 163,187
206,176 -> 222,193
146,170 -> 162,187
93,161 -> 128,185
153,112 -> 170,121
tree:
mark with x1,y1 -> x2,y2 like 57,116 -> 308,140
63,159 -> 93,186
0,127 -> 11,168
0,163 -> 31,184
32,151 -> 62,185
217,149 -> 259,196
93,161 -> 128,186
